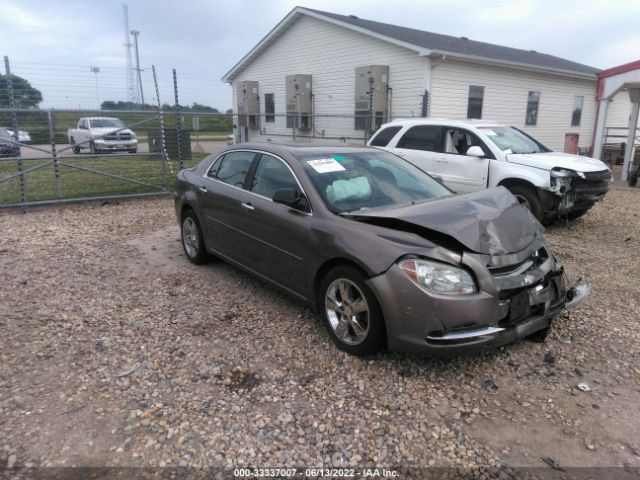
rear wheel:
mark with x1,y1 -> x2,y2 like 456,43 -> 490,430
181,210 -> 209,265
507,185 -> 543,221
70,137 -> 80,154
319,266 -> 386,356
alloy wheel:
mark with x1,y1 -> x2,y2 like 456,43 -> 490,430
182,217 -> 199,258
324,278 -> 370,345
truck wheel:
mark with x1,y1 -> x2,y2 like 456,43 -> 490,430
70,138 -> 80,154
507,185 -> 543,221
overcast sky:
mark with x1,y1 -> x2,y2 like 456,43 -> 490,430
1,0 -> 639,110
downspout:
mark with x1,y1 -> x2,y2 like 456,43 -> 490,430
590,74 -> 605,157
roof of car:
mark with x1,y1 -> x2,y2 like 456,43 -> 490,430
382,118 -> 504,129
238,142 -> 378,156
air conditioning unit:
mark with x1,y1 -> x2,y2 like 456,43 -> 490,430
354,65 -> 389,132
285,74 -> 312,131
237,81 -> 260,129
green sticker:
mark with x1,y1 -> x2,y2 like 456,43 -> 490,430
333,155 -> 345,162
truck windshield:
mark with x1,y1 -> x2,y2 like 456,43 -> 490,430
90,119 -> 124,128
478,126 -> 549,154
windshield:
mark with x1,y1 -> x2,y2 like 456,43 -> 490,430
478,126 -> 549,154
90,119 -> 124,128
298,151 -> 451,214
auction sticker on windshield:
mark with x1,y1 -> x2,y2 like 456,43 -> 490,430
307,158 -> 346,173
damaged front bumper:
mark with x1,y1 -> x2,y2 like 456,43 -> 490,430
545,169 -> 611,215
366,239 -> 591,356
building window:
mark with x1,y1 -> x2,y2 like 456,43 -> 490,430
265,93 -> 275,123
525,91 -> 541,126
467,86 -> 484,119
571,95 -> 584,127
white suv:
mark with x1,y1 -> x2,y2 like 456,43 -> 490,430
368,119 -> 611,222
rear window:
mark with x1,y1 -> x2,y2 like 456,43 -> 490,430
369,126 -> 402,147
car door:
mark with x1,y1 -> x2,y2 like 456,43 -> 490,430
239,153 -> 314,295
199,150 -> 259,259
389,125 -> 443,176
435,128 -> 492,193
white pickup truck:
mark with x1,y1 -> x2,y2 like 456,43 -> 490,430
368,119 -> 611,223
68,117 -> 138,154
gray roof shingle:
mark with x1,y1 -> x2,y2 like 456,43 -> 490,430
303,7 -> 599,76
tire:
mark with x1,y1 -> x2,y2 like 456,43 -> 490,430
70,137 -> 80,154
507,185 -> 543,222
319,265 -> 386,356
567,206 -> 592,220
181,210 -> 209,265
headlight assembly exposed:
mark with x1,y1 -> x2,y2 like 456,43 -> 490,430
398,259 -> 477,295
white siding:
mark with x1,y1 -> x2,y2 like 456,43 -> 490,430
430,60 -> 597,151
230,15 -> 426,141
605,89 -> 632,128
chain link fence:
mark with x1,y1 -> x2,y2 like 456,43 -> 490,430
1,58 -> 416,209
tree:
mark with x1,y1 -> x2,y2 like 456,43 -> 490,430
0,73 -> 43,108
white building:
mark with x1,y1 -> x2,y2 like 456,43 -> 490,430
223,7 -> 634,153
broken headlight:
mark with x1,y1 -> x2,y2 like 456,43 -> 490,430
550,168 -> 582,194
399,259 -> 477,295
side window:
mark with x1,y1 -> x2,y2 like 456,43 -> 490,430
214,151 -> 255,188
396,125 -> 443,152
443,128 -> 493,158
251,154 -> 299,199
370,126 -> 402,147
206,155 -> 224,178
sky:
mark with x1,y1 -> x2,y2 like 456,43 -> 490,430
1,0 -> 639,110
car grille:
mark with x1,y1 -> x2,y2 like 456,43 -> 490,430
488,247 -> 548,278
104,133 -> 132,141
582,170 -> 611,181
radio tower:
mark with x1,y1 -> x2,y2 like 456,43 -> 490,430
122,4 -> 137,104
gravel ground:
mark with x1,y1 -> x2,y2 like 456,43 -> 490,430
1,187 -> 639,478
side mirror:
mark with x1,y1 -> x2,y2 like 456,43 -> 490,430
466,145 -> 485,157
273,188 -> 309,212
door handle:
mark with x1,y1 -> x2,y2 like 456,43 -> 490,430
198,186 -> 207,193
240,202 -> 255,211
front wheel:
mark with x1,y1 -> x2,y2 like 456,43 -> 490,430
181,210 -> 209,265
319,266 -> 386,356
507,185 -> 543,221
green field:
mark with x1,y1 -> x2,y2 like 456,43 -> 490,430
0,111 -> 233,145
0,152 -> 207,205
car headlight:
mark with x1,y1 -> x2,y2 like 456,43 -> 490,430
398,259 -> 477,295
551,168 -> 584,179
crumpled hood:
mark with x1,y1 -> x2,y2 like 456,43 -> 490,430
345,187 -> 543,256
91,127 -> 135,136
507,152 -> 608,173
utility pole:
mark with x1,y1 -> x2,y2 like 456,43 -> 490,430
130,29 -> 145,108
90,66 -> 101,109
122,4 -> 137,104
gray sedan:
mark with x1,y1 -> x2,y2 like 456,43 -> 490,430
174,143 -> 589,356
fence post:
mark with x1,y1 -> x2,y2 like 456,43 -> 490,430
173,69 -> 184,170
47,110 -> 62,199
4,55 -> 27,209
152,65 -> 169,190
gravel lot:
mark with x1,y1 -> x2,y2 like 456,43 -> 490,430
1,187 -> 639,478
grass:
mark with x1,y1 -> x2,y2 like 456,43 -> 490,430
0,111 -> 233,145
0,152 -> 208,204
